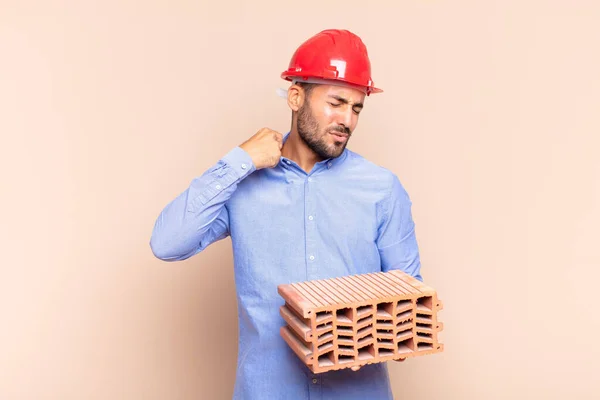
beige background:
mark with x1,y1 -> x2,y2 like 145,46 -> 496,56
1,1 -> 599,399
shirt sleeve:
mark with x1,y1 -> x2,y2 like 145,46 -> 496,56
150,146 -> 255,261
376,174 -> 423,281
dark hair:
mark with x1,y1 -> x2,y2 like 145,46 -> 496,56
295,81 -> 317,100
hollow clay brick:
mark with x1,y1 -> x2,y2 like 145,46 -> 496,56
277,269 -> 444,374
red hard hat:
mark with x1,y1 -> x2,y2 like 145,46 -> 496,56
281,29 -> 383,95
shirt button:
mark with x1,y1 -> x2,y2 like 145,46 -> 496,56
312,378 -> 318,384
308,215 -> 314,221
215,184 -> 221,190
327,161 -> 332,168
308,177 -> 313,182
309,255 -> 315,261
241,163 -> 247,170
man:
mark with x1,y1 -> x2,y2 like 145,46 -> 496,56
150,29 -> 422,400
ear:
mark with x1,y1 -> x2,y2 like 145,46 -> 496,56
287,84 -> 304,112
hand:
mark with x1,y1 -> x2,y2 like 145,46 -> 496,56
239,128 -> 283,170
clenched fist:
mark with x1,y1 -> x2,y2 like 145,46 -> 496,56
239,128 -> 283,170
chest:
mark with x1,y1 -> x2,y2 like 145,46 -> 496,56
229,173 -> 382,240
226,171 -> 387,281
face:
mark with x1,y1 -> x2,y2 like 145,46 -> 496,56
296,84 -> 366,160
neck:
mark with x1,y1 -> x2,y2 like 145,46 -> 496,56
281,128 -> 324,173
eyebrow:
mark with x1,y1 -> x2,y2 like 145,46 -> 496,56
328,94 -> 364,109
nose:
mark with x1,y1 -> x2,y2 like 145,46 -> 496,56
336,107 -> 353,131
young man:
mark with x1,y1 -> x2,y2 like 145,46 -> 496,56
150,29 -> 422,400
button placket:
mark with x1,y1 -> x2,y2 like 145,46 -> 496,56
309,376 -> 321,398
305,175 -> 317,279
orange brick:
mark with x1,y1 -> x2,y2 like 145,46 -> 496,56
277,270 -> 444,373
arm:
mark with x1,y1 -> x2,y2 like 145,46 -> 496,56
149,146 -> 255,261
149,128 -> 284,261
376,174 -> 423,281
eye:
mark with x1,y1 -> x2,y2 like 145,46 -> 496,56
328,102 -> 341,107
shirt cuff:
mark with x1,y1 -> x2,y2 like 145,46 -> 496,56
221,146 -> 256,178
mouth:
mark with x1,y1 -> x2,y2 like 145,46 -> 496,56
329,131 -> 349,142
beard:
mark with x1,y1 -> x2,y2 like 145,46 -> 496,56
297,101 -> 350,160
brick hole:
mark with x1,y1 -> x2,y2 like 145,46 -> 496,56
417,342 -> 434,351
337,327 -> 353,337
377,330 -> 394,341
397,338 -> 416,354
317,350 -> 335,367
338,354 -> 355,364
376,302 -> 394,318
315,311 -> 332,324
396,320 -> 412,331
336,307 -> 353,323
357,333 -> 373,347
376,320 -> 393,331
396,300 -> 412,313
318,341 -> 334,352
357,324 -> 373,337
317,321 -> 332,329
356,304 -> 373,318
396,330 -> 412,342
378,348 -> 394,357
357,314 -> 372,326
316,321 -> 333,331
317,332 -> 334,344
357,344 -> 376,361
396,310 -> 412,321
416,313 -> 432,321
416,296 -> 433,311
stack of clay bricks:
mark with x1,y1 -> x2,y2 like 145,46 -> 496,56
278,269 -> 443,373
